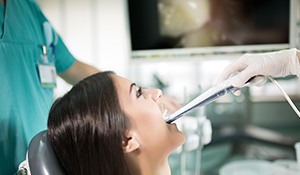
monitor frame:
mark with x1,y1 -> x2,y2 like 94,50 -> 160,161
128,0 -> 299,61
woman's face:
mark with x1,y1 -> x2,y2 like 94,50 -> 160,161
113,74 -> 185,156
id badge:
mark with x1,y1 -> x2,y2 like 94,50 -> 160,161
37,63 -> 57,89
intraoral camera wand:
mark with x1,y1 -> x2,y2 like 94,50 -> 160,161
165,77 -> 255,124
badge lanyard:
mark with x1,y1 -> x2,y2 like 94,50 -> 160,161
37,22 -> 57,89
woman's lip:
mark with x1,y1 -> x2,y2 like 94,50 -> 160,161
169,123 -> 181,131
170,123 -> 176,126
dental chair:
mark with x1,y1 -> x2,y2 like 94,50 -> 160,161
17,130 -> 66,175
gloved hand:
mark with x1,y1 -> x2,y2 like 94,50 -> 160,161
218,48 -> 300,87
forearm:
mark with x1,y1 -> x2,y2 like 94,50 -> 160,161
297,50 -> 300,68
58,60 -> 100,85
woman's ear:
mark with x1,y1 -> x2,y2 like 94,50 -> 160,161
123,131 -> 140,153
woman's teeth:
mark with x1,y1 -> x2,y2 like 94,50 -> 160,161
162,109 -> 169,120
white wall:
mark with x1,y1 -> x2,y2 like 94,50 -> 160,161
37,0 -> 131,96
38,0 -> 130,74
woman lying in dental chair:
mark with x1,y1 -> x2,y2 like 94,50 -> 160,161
46,71 -> 185,175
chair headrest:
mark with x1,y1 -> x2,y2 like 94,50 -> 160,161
28,130 -> 66,175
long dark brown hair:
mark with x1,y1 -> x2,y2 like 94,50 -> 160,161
47,71 -> 131,175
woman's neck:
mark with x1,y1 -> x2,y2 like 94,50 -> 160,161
126,154 -> 171,175
140,159 -> 171,175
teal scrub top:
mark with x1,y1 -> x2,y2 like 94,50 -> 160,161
0,0 -> 76,174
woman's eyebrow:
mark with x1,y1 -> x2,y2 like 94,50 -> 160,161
129,83 -> 136,94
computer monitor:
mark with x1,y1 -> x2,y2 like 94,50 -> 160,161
127,0 -> 298,60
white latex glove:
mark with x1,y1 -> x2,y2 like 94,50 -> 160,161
218,48 -> 300,88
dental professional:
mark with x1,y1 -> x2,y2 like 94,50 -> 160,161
218,48 -> 300,88
0,1 -> 181,174
47,71 -> 186,175
0,0 -> 99,174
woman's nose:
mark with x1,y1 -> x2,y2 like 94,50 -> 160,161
147,89 -> 162,101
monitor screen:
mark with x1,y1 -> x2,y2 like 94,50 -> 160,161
128,0 -> 291,59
